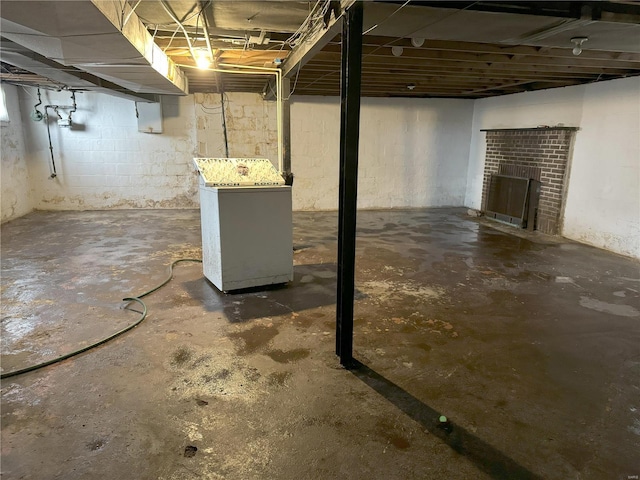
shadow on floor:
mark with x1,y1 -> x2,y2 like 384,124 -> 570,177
349,359 -> 542,480
180,263 -> 363,323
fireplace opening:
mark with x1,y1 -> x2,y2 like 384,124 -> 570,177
481,127 -> 577,235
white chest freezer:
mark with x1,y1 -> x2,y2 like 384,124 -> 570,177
195,158 -> 293,292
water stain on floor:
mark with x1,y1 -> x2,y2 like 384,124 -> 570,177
266,348 -> 310,364
2,208 -> 639,480
228,324 -> 279,355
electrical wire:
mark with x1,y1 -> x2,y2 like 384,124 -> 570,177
20,85 -> 35,99
0,258 -> 202,380
139,1 -> 205,27
44,105 -> 58,178
288,63 -> 302,99
198,103 -> 223,113
159,0 -> 199,63
162,24 -> 182,53
363,1 -> 480,59
122,0 -> 143,29
220,92 -> 230,157
363,0 -> 411,35
284,0 -> 327,49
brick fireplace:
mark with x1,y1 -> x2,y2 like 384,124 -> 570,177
481,127 -> 578,234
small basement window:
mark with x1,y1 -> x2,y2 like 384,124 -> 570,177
0,85 -> 9,122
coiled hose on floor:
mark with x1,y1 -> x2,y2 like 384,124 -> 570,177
0,259 -> 202,380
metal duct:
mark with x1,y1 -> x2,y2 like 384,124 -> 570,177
0,39 -> 159,102
0,0 -> 188,96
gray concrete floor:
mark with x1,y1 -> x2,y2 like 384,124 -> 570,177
1,208 -> 639,480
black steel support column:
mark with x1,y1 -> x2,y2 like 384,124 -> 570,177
336,2 -> 363,366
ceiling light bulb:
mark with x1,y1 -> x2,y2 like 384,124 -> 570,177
195,50 -> 212,69
196,57 -> 211,69
570,37 -> 588,56
391,46 -> 403,57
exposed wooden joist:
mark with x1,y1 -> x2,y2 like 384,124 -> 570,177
173,11 -> 640,97
298,65 -> 604,81
381,1 -> 640,23
309,54 -> 640,77
351,36 -> 640,63
297,63 -> 613,78
318,45 -> 640,69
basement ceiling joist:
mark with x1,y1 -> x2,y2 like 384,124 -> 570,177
287,33 -> 640,98
1,1 -> 639,99
375,1 -> 640,22
166,1 -> 640,96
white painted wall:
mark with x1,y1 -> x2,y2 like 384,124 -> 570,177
465,76 -> 640,259
6,79 -> 638,258
291,96 -> 475,210
562,78 -> 640,259
19,89 -> 199,210
194,92 -> 278,161
1,84 -> 33,222
13,89 -> 280,211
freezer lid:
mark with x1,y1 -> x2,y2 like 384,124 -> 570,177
194,158 -> 285,187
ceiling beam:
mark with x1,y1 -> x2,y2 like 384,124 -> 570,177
352,36 -> 640,62
317,45 -> 640,69
298,63 -> 605,79
278,0 -> 355,79
262,0 -> 355,100
0,40 -> 159,102
374,1 -> 640,23
310,53 -> 640,74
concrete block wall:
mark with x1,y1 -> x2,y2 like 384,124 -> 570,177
12,89 -> 280,214
20,89 -> 199,210
289,97 -> 340,210
291,96 -> 475,210
3,77 -> 638,258
1,84 -> 33,222
482,129 -> 575,235
194,92 -> 278,162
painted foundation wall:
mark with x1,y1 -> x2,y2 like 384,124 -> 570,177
194,92 -> 278,162
5,80 -> 638,258
291,96 -> 475,210
13,88 -> 474,213
1,84 -> 33,223
465,76 -> 640,259
562,78 -> 640,259
19,89 -> 199,210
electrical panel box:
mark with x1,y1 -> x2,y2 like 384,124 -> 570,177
136,101 -> 162,134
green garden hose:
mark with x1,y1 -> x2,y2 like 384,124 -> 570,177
0,258 -> 202,380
